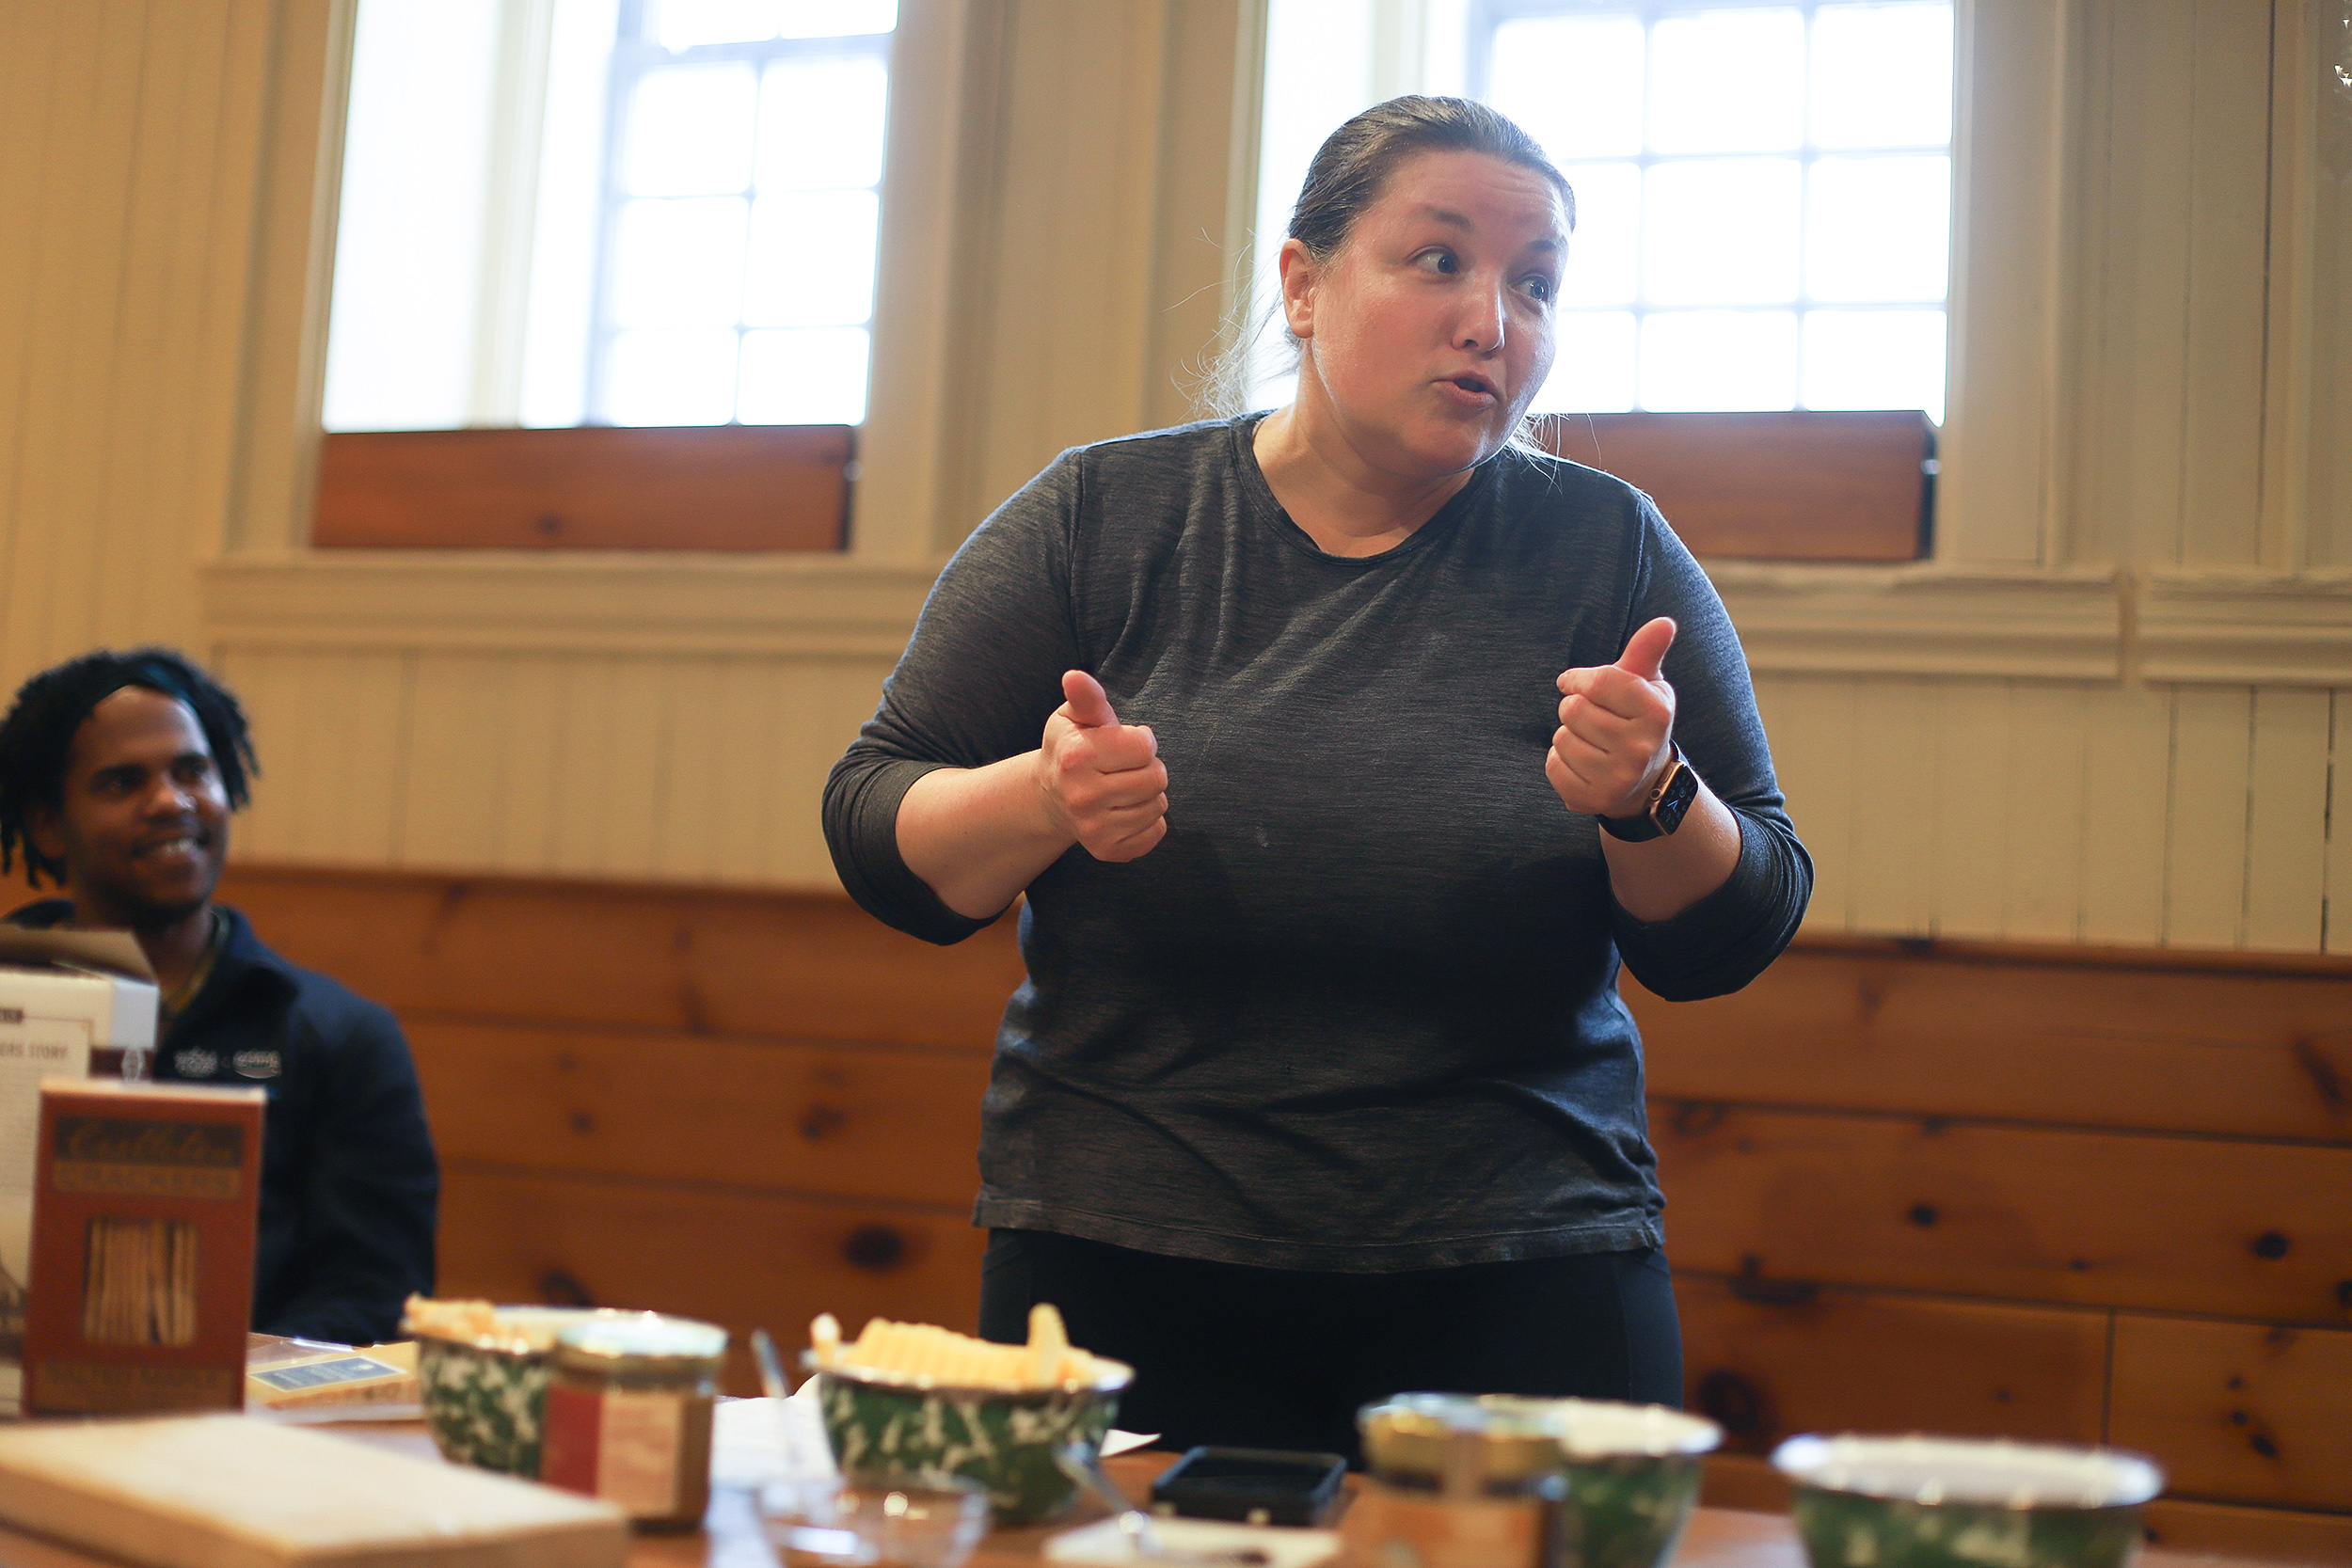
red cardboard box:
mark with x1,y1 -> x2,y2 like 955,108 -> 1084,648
23,1081 -> 265,1414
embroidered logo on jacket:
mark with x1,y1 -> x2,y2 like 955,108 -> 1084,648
233,1049 -> 282,1080
173,1048 -> 219,1078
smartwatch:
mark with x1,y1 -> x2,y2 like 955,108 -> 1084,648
1599,744 -> 1698,842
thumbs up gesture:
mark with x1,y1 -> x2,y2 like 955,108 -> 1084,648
1036,671 -> 1169,862
1547,617 -> 1679,820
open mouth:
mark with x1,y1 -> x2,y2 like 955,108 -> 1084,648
1447,373 -> 1498,399
134,834 -> 206,862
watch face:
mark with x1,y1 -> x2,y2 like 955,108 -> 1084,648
1653,760 -> 1700,835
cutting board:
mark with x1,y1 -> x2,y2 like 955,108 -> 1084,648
0,1415 -> 628,1568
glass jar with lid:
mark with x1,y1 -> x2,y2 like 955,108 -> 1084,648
539,1312 -> 728,1528
1342,1394 -> 1569,1568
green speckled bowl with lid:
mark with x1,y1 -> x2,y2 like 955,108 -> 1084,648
1359,1394 -> 1721,1568
1772,1433 -> 2165,1568
1509,1396 -> 1723,1568
410,1305 -> 615,1477
811,1354 -> 1134,1525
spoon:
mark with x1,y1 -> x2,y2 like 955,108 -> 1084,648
1058,1443 -> 1270,1566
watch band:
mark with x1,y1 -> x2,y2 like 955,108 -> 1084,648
1598,744 -> 1695,842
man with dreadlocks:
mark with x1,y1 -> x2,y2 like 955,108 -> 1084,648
0,648 -> 436,1344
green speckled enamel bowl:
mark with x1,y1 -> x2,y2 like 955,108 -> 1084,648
410,1306 -> 612,1477
1509,1396 -> 1723,1568
811,1356 -> 1133,1525
1772,1434 -> 2165,1568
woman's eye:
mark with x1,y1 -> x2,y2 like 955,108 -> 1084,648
1520,274 -> 1556,303
1414,248 -> 1458,275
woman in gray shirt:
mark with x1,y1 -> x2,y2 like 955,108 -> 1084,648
825,96 -> 1809,1459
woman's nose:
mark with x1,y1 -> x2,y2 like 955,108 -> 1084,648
1456,282 -> 1506,353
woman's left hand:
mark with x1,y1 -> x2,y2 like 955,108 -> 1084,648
1548,617 -> 1677,818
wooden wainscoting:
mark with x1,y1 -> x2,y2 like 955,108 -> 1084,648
212,866 -> 2350,1560
215,864 -> 1015,1396
1634,938 -> 2352,1560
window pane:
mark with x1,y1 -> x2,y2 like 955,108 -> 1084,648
1560,163 -> 1639,307
1644,159 -> 1801,305
1812,3 -> 1953,149
776,0 -> 897,38
1533,311 -> 1637,413
1807,155 -> 1950,302
739,326 -> 871,422
608,329 -> 740,424
1651,8 -> 1804,153
1803,309 -> 1946,419
652,0 -> 778,48
625,65 -> 756,196
1641,309 -> 1797,409
1489,16 -> 1644,161
612,197 -> 748,327
758,55 -> 888,190
744,190 -> 879,326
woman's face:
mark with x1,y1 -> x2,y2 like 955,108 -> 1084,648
1281,149 -> 1568,482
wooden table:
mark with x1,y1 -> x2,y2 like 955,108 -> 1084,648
0,1431 -> 2268,1568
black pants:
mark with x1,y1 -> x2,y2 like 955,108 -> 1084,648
977,1229 -> 1683,1464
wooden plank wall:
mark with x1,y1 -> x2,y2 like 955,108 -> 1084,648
209,864 -> 2351,1562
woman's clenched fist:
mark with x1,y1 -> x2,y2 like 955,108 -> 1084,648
1548,617 -> 1678,820
1036,671 -> 1168,862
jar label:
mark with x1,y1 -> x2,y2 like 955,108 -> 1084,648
543,1384 -> 684,1517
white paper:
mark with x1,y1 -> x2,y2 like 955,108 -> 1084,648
0,1013 -> 92,1411
1047,1516 -> 1342,1568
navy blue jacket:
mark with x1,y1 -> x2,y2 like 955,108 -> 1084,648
11,900 -> 437,1343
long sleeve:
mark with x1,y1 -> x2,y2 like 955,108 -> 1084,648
822,452 -> 1089,944
259,997 -> 438,1343
1605,498 -> 1813,1000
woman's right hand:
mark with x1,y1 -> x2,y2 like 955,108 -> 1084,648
1036,671 -> 1168,862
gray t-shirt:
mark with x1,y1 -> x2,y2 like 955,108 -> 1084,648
824,417 -> 1810,1271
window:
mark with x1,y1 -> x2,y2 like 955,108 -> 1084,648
593,0 -> 896,426
1251,0 -> 1951,560
321,0 -> 896,434
1252,1 -> 1954,422
1478,1 -> 1952,420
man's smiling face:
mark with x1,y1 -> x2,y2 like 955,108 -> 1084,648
30,687 -> 230,930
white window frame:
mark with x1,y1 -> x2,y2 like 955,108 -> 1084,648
1464,0 -> 1954,416
583,0 -> 896,426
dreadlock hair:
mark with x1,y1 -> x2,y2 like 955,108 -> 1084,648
0,648 -> 258,890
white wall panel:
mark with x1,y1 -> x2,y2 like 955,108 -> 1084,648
1844,678 -> 1938,937
1923,681 -> 2010,941
2001,685 -> 2091,941
2242,687 -> 2332,951
402,650 -> 516,871
2075,684 -> 2173,945
2330,691 -> 2352,955
2161,687 -> 2254,948
217,644 -> 410,864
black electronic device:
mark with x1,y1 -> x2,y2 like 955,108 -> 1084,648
1149,1446 -> 1349,1527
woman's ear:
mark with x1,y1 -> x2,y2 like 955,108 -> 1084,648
1277,237 -> 1318,340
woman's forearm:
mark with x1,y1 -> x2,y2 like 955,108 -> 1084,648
1597,776 -> 1742,923
897,754 -> 1074,920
